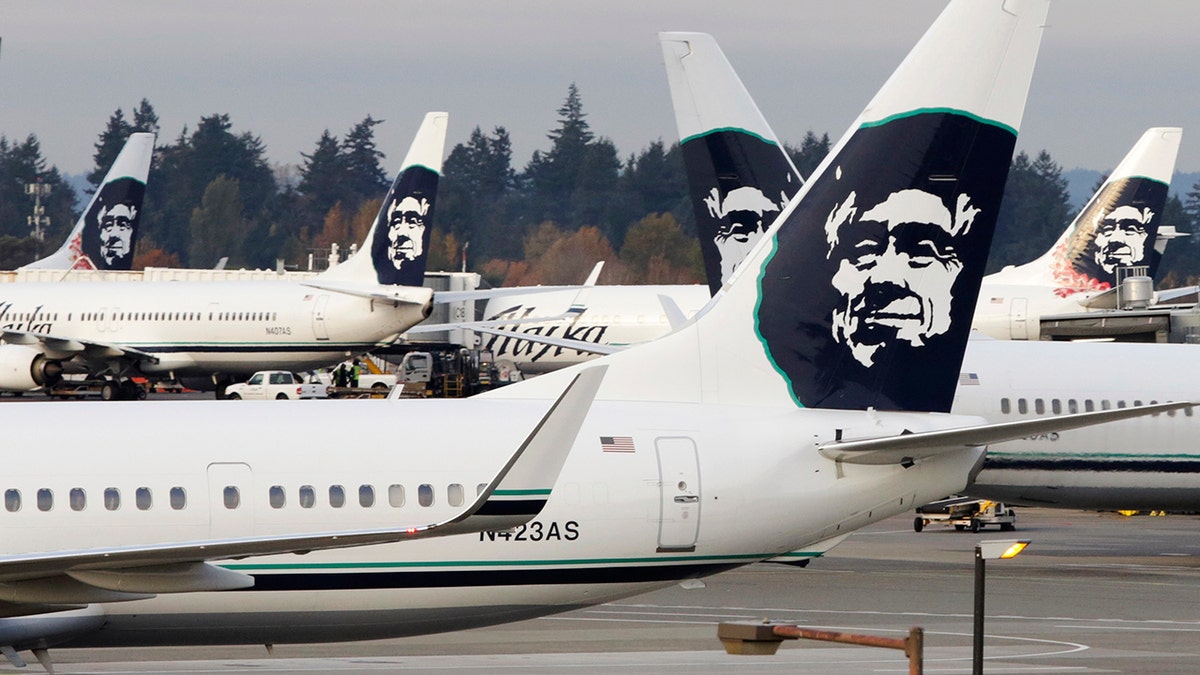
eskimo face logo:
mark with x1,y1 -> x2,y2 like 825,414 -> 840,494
826,188 -> 979,367
98,203 -> 137,266
704,186 -> 787,282
385,195 -> 429,270
80,177 -> 144,271
1093,204 -> 1153,275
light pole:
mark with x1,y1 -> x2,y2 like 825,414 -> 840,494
974,539 -> 1029,675
24,179 -> 52,242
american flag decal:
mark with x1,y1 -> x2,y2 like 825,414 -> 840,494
600,436 -> 635,453
958,372 -> 980,386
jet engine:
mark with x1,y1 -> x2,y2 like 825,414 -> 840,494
0,344 -> 64,391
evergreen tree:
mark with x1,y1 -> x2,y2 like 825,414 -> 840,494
89,101 -> 161,188
614,140 -> 689,245
132,99 -> 160,136
297,130 -> 345,220
147,114 -> 276,263
340,116 -> 389,204
988,150 -> 1072,273
441,126 -> 519,261
522,84 -> 621,237
0,134 -> 75,256
88,109 -> 134,187
786,131 -> 831,179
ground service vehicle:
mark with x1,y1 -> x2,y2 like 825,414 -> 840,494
913,497 -> 1017,533
223,371 -> 326,400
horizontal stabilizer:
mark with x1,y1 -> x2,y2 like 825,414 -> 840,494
433,284 -> 591,304
301,281 -> 433,307
0,368 -> 604,596
820,401 -> 1194,465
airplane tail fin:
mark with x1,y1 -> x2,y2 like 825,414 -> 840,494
1030,127 -> 1182,291
21,132 -> 155,271
660,32 -> 803,295
317,112 -> 447,286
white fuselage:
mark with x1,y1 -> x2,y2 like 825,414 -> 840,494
971,280 -> 1098,340
478,285 -> 711,374
0,281 -> 427,379
0,398 -> 980,648
955,337 -> 1200,509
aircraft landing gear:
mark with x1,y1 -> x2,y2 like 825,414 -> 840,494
100,379 -> 146,401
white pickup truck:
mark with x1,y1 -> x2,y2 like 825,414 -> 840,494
224,371 -> 327,400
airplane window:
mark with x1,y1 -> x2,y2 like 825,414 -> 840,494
1051,399 -> 1062,414
418,484 -> 434,507
136,487 -> 152,510
70,488 -> 86,511
269,485 -> 286,508
1000,398 -> 1011,414
5,489 -> 20,512
1101,400 -> 1111,411
477,483 -> 488,496
1034,399 -> 1045,414
448,483 -> 464,507
359,484 -> 375,507
1134,400 -> 1143,407
224,486 -> 240,509
1017,399 -> 1028,414
37,488 -> 53,512
1068,399 -> 1079,414
329,485 -> 346,508
1117,401 -> 1127,409
104,487 -> 120,511
388,484 -> 405,508
171,487 -> 187,510
299,485 -> 315,509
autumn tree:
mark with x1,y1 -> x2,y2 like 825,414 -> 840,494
619,213 -> 703,284
187,175 -> 245,268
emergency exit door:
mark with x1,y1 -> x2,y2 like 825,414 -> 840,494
656,437 -> 701,552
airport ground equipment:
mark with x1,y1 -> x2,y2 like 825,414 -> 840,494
913,497 -> 1016,533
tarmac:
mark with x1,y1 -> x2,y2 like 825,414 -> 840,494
21,506 -> 1200,674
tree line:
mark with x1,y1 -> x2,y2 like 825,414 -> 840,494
4,85 -> 1200,286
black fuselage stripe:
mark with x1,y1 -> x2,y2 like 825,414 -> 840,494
245,563 -> 740,592
141,345 -> 378,355
986,458 -> 1200,473
476,499 -> 546,516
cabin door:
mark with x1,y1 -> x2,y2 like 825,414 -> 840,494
207,462 -> 254,539
1009,298 -> 1029,340
655,437 -> 701,552
312,294 -> 330,340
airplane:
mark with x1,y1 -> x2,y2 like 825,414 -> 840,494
0,113 -> 446,400
974,126 -> 1184,339
456,29 -> 807,374
18,133 -> 155,272
660,32 -> 1200,513
466,32 -> 1183,374
663,31 -> 1185,342
4,1 -> 1150,666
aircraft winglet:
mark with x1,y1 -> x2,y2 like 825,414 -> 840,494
0,367 -> 606,598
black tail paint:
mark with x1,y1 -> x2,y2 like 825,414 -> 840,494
757,112 -> 1016,413
682,130 -> 801,295
368,165 -> 440,286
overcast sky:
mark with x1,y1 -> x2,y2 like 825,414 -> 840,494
4,1 -> 1199,181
